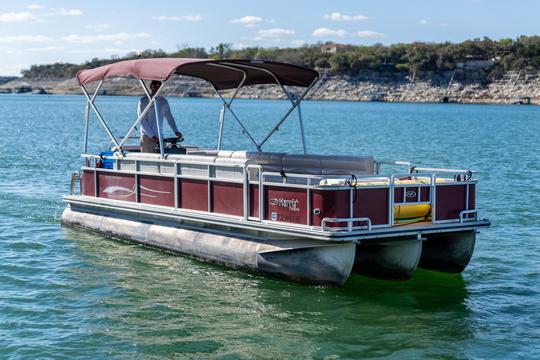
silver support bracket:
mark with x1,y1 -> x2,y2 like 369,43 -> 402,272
81,82 -> 121,151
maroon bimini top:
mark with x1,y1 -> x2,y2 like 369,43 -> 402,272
76,58 -> 319,90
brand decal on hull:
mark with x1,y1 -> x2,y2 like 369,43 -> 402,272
405,191 -> 417,198
269,198 -> 300,212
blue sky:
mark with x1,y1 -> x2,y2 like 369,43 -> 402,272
0,0 -> 538,75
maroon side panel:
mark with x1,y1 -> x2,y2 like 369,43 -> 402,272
265,186 -> 307,224
436,184 -> 466,220
212,182 -> 243,216
249,185 -> 259,218
420,187 -> 430,202
353,188 -> 389,225
469,184 -> 476,209
97,172 -> 136,202
394,189 -> 404,203
139,175 -> 174,207
311,190 -> 350,227
82,170 -> 95,196
181,179 -> 208,211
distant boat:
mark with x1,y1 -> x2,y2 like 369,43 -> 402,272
512,96 -> 533,105
13,85 -> 32,94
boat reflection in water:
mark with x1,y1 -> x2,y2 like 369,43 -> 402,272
63,225 -> 473,358
62,58 -> 490,285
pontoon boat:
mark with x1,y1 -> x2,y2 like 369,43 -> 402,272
62,58 -> 491,285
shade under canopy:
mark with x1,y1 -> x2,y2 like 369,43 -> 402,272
76,58 -> 319,90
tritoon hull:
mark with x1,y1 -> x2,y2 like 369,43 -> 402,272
61,207 -> 356,285
62,203 -> 480,285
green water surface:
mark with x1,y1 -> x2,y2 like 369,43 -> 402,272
0,95 -> 539,359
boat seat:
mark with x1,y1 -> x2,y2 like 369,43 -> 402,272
187,149 -> 219,156
123,152 -> 162,160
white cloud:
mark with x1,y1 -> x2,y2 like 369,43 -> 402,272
25,46 -> 64,52
51,8 -> 83,16
312,28 -> 347,37
324,12 -> 368,21
26,4 -> 45,10
0,63 -> 31,76
104,48 -> 138,54
85,24 -> 111,32
153,15 -> 202,21
355,30 -> 386,39
257,28 -> 295,38
290,39 -> 307,47
61,32 -> 151,44
0,12 -> 39,22
0,35 -> 51,44
418,19 -> 428,25
231,15 -> 263,27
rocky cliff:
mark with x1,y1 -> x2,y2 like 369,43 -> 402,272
1,70 -> 539,104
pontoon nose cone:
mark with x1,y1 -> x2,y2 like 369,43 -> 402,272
353,238 -> 423,280
257,242 -> 356,286
419,231 -> 476,273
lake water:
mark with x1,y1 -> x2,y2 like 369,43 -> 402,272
0,94 -> 539,359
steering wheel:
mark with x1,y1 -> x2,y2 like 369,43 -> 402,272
163,136 -> 184,147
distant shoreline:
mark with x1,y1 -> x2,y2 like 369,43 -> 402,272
1,71 -> 539,105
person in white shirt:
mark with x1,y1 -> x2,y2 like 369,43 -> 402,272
139,80 -> 182,152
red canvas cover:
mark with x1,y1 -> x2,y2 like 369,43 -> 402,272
76,58 -> 318,89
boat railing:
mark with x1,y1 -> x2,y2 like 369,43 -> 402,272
321,217 -> 372,232
78,153 -> 479,234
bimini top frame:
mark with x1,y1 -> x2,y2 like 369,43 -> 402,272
77,58 -> 319,157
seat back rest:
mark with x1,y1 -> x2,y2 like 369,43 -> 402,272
320,155 -> 374,175
282,154 -> 322,175
186,149 -> 219,156
124,152 -> 162,160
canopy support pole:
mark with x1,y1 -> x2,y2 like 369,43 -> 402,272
258,77 -> 318,150
83,81 -> 102,153
221,62 -> 313,153
207,64 -> 257,149
297,101 -> 307,154
81,82 -> 122,151
84,104 -> 90,153
154,82 -> 165,158
117,79 -> 167,150
217,105 -> 225,150
212,86 -> 259,149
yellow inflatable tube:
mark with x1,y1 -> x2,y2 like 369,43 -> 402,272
394,204 -> 431,222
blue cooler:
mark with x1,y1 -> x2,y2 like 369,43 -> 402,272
99,151 -> 114,169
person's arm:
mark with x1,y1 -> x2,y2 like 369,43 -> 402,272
162,99 -> 182,138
